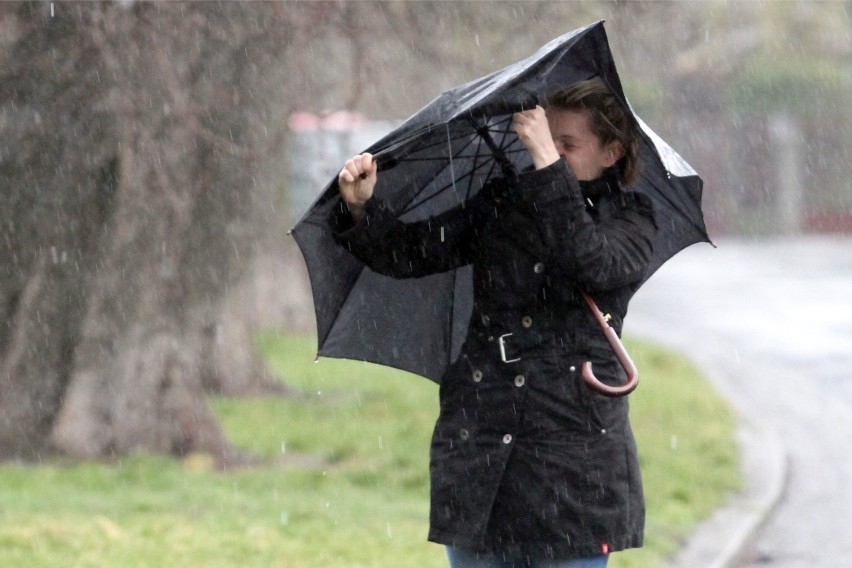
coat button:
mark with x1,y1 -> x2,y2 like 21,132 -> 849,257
521,315 -> 533,328
481,314 -> 490,326
569,365 -> 576,373
502,434 -> 513,444
472,370 -> 483,382
533,262 -> 545,274
459,428 -> 470,441
514,375 -> 525,387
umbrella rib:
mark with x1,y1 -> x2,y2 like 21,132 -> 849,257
376,114 -> 531,216
403,124 -> 510,213
401,119 -> 519,214
409,126 -> 481,163
388,124 -> 479,158
469,116 -> 521,180
398,123 -> 507,214
401,158 -> 496,214
471,133 -> 501,192
377,115 -> 519,167
398,133 -> 482,212
388,114 -> 513,157
374,118 -> 529,216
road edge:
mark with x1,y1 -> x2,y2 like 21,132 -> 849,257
657,345 -> 790,568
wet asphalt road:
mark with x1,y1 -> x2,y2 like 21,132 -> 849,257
627,236 -> 852,567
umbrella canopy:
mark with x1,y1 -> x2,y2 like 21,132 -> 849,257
291,21 -> 711,383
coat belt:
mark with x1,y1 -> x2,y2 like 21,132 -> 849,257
467,325 -> 584,363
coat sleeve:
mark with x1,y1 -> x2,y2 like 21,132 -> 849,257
328,193 -> 478,279
516,159 -> 658,291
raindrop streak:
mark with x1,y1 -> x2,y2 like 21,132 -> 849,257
446,124 -> 457,199
378,435 -> 383,450
387,522 -> 393,539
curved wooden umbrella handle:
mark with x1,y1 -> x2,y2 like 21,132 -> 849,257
580,291 -> 639,398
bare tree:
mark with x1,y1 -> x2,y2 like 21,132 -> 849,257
0,2 -> 337,463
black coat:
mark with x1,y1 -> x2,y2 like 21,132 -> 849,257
331,159 -> 657,559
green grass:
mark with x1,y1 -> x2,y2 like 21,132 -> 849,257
0,334 -> 739,567
617,339 -> 741,566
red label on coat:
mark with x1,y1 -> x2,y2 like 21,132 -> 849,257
601,543 -> 609,554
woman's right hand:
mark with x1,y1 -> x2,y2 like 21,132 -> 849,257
338,153 -> 377,221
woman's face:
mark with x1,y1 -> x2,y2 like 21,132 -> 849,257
546,108 -> 622,181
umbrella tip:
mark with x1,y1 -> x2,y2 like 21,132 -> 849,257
314,353 -> 320,363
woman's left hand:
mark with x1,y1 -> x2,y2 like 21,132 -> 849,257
512,106 -> 561,170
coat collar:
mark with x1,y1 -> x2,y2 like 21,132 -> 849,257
579,166 -> 621,205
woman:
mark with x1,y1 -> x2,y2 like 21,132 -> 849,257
331,78 -> 657,568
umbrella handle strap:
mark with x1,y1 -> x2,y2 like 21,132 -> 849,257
580,291 -> 639,398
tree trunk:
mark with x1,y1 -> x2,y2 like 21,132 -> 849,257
0,2 -> 333,463
47,121 -> 231,457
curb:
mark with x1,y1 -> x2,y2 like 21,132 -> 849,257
666,413 -> 788,568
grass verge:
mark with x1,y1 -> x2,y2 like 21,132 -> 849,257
0,334 -> 738,567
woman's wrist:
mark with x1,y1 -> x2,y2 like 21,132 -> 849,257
525,136 -> 560,170
346,200 -> 366,222
531,147 -> 561,170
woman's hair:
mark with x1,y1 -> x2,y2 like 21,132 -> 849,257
547,78 -> 640,186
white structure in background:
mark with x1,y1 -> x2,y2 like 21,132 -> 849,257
768,111 -> 803,236
287,111 -> 398,227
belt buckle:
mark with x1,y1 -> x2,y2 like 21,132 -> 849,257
498,333 -> 521,363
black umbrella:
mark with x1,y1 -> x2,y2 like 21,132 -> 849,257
291,21 -> 711,389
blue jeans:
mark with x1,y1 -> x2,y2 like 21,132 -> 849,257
446,546 -> 609,568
